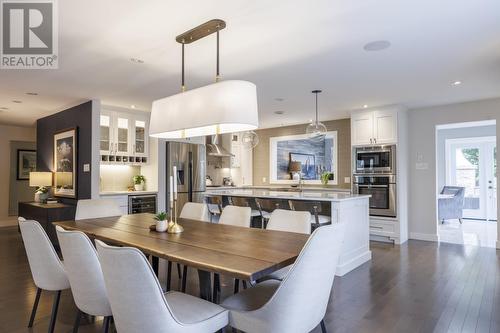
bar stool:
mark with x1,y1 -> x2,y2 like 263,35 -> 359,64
229,196 -> 267,229
288,200 -> 331,231
205,195 -> 223,223
255,198 -> 291,229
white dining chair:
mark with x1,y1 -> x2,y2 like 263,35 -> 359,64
18,219 -> 71,333
221,223 -> 344,333
95,240 -> 228,333
56,226 -> 113,333
219,205 -> 252,228
75,199 -> 122,220
262,209 -> 312,282
179,202 -> 210,222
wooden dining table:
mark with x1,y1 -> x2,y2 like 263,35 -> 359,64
53,213 -> 309,301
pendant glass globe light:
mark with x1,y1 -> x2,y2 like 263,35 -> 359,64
305,90 -> 327,140
241,130 -> 259,150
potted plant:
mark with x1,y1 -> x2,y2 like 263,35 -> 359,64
320,172 -> 333,186
133,175 -> 146,191
154,212 -> 168,232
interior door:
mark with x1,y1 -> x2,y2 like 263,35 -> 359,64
447,137 -> 496,220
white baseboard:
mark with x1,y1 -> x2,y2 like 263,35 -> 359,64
335,250 -> 372,277
409,232 -> 439,242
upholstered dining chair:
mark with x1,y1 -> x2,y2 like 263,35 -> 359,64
218,205 -> 252,227
18,219 -> 71,333
179,202 -> 210,222
56,226 -> 113,333
261,209 -> 311,281
221,223 -> 344,333
75,198 -> 122,220
288,200 -> 331,230
95,240 -> 228,333
229,196 -> 268,229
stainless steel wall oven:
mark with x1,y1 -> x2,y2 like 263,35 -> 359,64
353,174 -> 397,218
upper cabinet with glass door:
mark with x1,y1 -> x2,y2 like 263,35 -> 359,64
100,109 -> 149,164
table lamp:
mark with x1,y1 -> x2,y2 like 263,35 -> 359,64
289,161 -> 302,182
29,172 -> 53,203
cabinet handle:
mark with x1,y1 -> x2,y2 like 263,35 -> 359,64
374,138 -> 377,144
370,138 -> 373,144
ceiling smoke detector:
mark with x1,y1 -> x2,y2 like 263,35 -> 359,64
130,58 -> 144,64
363,40 -> 391,51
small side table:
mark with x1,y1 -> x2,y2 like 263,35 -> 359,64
18,202 -> 76,247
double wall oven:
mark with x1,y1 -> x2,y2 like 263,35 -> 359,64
353,145 -> 397,218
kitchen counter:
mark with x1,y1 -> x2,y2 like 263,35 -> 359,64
205,188 -> 367,202
100,190 -> 158,196
204,188 -> 371,277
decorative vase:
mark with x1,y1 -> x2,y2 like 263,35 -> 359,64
134,183 -> 144,191
156,220 -> 167,232
34,192 -> 49,203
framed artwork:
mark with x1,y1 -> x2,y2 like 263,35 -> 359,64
53,128 -> 77,198
17,149 -> 36,180
269,131 -> 338,185
289,153 -> 316,180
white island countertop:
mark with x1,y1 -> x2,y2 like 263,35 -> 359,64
205,188 -> 370,202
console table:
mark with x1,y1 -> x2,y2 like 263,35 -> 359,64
18,202 -> 76,247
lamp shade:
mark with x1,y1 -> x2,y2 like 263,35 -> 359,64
150,80 -> 259,139
29,172 -> 52,187
289,161 -> 302,173
55,172 -> 73,186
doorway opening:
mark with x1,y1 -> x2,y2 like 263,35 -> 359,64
436,120 -> 497,248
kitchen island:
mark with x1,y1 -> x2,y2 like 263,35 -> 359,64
205,188 -> 371,276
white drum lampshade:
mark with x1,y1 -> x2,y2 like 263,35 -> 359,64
29,172 -> 52,188
150,80 -> 258,139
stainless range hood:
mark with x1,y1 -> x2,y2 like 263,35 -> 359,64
206,134 -> 234,157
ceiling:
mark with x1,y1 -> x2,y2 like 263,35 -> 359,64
1,0 -> 499,128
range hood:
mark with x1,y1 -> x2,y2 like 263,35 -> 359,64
206,135 -> 234,157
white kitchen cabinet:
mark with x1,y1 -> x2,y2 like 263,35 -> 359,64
100,109 -> 149,164
351,108 -> 398,146
102,194 -> 129,215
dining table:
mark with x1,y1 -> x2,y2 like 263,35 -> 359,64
53,213 -> 309,302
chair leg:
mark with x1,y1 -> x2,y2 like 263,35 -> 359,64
320,319 -> 327,333
167,261 -> 172,291
48,290 -> 62,333
181,265 -> 188,292
441,219 -> 445,224
177,263 -> 182,279
28,288 -> 42,327
459,218 -> 463,224
233,279 -> 240,294
72,309 -> 82,333
102,316 -> 111,333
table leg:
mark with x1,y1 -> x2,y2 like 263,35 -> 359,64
197,270 -> 212,302
152,256 -> 159,277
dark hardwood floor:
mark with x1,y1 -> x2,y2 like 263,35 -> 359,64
1,225 -> 499,333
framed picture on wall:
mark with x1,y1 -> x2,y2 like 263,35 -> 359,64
53,128 -> 78,198
17,149 -> 36,180
289,153 -> 317,180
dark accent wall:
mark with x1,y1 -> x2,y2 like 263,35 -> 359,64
36,101 -> 93,204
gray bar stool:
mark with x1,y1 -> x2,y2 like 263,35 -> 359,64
288,200 -> 331,231
205,195 -> 223,223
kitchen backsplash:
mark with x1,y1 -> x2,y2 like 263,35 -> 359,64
100,165 -> 141,192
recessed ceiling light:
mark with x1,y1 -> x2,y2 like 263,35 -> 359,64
363,104 -> 368,109
363,40 -> 391,51
130,105 -> 136,109
275,98 -> 284,102
25,92 -> 38,96
130,58 -> 144,64
274,110 -> 284,115
453,81 -> 462,86
12,100 -> 22,103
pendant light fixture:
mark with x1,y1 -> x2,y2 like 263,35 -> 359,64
305,90 -> 327,140
150,20 -> 259,139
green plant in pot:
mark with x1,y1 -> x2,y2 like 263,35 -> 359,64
133,175 -> 146,191
321,172 -> 333,186
154,212 -> 168,232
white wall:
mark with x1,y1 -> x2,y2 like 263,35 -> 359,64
0,124 -> 36,219
408,98 -> 500,243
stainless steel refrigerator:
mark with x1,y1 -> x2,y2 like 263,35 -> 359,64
166,142 -> 206,218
